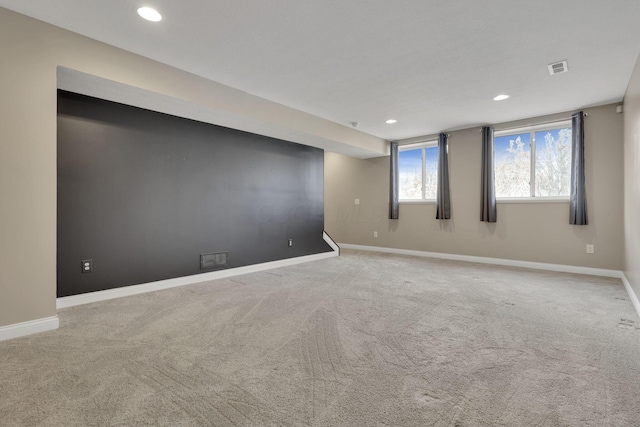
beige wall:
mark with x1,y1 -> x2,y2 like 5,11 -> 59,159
0,8 -> 385,328
624,54 -> 640,300
326,104 -> 625,270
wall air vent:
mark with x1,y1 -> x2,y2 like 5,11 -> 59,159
200,252 -> 228,270
548,60 -> 568,75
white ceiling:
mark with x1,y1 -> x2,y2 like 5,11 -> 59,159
2,0 -> 640,141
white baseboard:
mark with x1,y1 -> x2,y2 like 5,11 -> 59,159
323,231 -> 340,253
0,316 -> 59,342
338,243 -> 621,278
57,250 -> 339,309
621,273 -> 640,320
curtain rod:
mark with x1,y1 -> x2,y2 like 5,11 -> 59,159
482,112 -> 587,133
397,132 -> 450,146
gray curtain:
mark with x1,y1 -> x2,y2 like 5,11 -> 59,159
480,126 -> 497,222
436,133 -> 451,219
389,141 -> 399,220
570,111 -> 587,225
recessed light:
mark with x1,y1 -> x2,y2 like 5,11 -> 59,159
385,119 -> 398,124
493,94 -> 510,101
137,6 -> 162,22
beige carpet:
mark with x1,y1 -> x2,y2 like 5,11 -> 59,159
1,250 -> 640,426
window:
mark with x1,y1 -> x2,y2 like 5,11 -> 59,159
399,142 -> 438,200
494,121 -> 571,199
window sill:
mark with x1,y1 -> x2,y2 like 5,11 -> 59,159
497,197 -> 569,204
399,199 -> 436,205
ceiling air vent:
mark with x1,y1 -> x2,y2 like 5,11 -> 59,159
548,60 -> 568,75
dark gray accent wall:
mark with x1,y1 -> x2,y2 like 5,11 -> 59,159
57,90 -> 330,297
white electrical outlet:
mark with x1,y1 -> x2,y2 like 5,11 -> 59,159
373,231 -> 378,238
586,244 -> 595,254
355,198 -> 360,205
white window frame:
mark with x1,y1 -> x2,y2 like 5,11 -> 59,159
494,120 -> 571,202
398,140 -> 438,203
